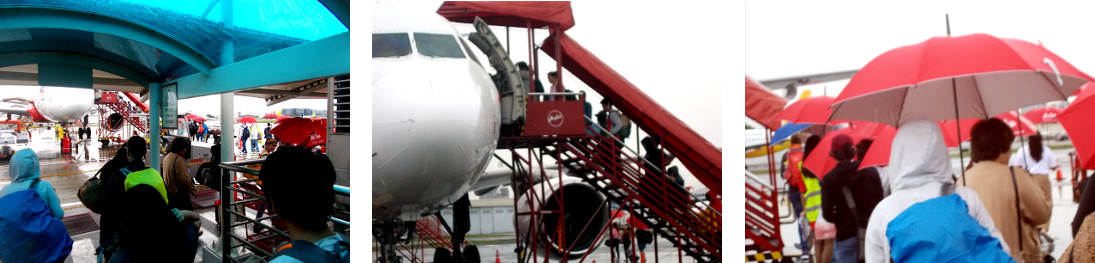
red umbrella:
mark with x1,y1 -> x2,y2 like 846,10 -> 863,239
271,117 -> 326,148
1023,106 -> 1065,124
185,114 -> 199,120
830,33 -> 1093,127
938,112 -> 1037,147
855,125 -> 898,169
237,116 -> 257,124
276,116 -> 292,122
803,122 -> 893,178
191,116 -> 205,122
775,96 -> 848,124
1073,82 -> 1094,97
1060,86 -> 1095,169
262,113 -> 279,119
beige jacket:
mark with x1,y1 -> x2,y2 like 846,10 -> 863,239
162,152 -> 196,196
960,161 -> 1052,262
1060,212 -> 1095,262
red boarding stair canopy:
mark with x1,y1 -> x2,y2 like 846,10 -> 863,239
541,33 -> 722,193
746,76 -> 788,130
437,1 -> 575,31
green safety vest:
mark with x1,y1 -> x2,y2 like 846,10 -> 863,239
802,167 -> 822,223
123,168 -> 169,205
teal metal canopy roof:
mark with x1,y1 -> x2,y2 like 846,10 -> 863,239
0,0 -> 348,86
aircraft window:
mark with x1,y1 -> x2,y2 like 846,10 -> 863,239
373,33 -> 411,58
414,33 -> 465,58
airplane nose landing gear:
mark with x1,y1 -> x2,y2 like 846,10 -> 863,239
374,219 -> 411,263
433,194 -> 481,263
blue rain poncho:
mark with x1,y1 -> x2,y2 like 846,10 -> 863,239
864,120 -> 1013,262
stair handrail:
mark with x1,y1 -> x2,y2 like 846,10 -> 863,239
561,125 -> 721,252
573,116 -> 718,218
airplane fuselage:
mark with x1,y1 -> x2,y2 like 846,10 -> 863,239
372,5 -> 501,220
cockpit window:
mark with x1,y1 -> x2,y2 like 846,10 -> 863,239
414,33 -> 465,58
373,33 -> 411,58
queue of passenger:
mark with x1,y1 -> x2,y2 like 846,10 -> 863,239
783,117 -> 1073,263
0,133 -> 347,262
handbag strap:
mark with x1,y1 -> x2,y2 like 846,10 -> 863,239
1009,166 -> 1023,252
842,186 -> 866,261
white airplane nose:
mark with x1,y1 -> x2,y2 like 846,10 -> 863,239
372,60 -> 499,218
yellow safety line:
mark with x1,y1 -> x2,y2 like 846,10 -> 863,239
0,169 -> 97,181
746,251 -> 781,262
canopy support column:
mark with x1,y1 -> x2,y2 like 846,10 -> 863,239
149,82 -> 161,172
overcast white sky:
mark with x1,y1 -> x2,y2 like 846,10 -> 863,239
746,1 -> 1095,100
177,93 -> 328,117
382,1 -> 728,190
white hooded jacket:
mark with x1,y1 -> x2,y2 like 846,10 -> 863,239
864,120 -> 1010,262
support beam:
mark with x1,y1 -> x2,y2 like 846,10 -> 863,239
172,32 -> 350,99
240,89 -> 325,96
264,78 -> 330,106
149,82 -> 161,173
219,0 -> 236,165
0,52 -> 151,88
0,70 -> 139,88
221,92 -> 234,162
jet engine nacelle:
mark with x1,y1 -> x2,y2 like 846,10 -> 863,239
516,178 -> 611,257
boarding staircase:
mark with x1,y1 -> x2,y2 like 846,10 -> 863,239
542,128 -> 721,262
438,4 -> 723,261
95,91 -> 149,138
414,215 -> 473,250
535,32 -> 723,262
745,170 -> 785,261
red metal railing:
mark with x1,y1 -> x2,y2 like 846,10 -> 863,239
552,127 -> 721,262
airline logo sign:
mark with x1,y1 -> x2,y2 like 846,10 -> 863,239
524,101 -> 585,136
1043,112 -> 1057,122
547,110 -> 564,127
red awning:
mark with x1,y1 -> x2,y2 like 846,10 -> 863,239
542,34 -> 721,193
745,76 -> 789,130
437,1 -> 575,30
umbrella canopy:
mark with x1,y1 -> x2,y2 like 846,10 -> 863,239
185,114 -> 200,120
271,117 -> 327,148
775,96 -> 845,124
1023,106 -> 1065,124
769,123 -> 812,146
854,124 -> 898,169
831,33 -> 1093,127
276,115 -> 292,121
938,112 -> 1037,147
237,116 -> 257,124
803,122 -> 892,178
191,116 -> 205,122
1060,87 -> 1095,169
262,113 -> 278,119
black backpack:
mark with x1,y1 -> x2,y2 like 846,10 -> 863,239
241,126 -> 250,139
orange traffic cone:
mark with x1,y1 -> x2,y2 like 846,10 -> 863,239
641,252 -> 646,263
495,250 -> 501,263
1058,170 -> 1064,182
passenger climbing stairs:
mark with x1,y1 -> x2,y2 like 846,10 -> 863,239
546,131 -> 721,262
